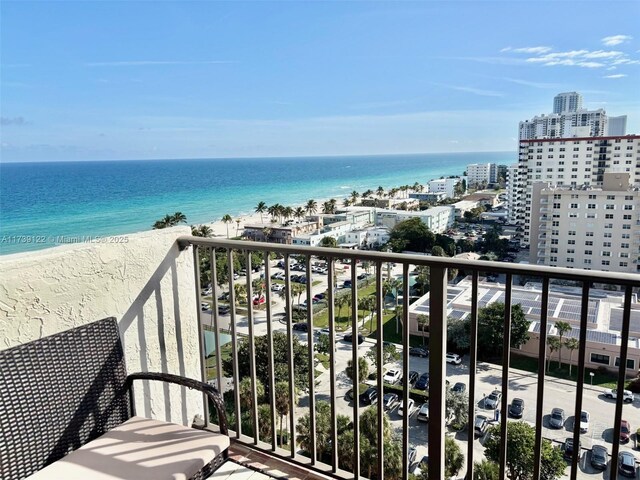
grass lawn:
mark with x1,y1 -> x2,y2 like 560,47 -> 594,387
204,341 -> 234,382
379,314 -> 428,347
509,353 -> 622,389
315,353 -> 330,369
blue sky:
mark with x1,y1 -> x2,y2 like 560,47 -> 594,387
2,1 -> 639,162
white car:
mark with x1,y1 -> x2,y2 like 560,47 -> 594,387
417,403 -> 429,422
383,369 -> 402,385
398,398 -> 415,416
605,389 -> 635,403
579,410 -> 590,433
271,283 -> 284,292
446,353 -> 462,365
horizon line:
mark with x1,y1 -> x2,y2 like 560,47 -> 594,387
0,149 -> 516,165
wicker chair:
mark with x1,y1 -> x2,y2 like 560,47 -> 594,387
0,317 -> 229,480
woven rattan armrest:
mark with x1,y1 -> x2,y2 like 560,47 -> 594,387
126,372 -> 229,437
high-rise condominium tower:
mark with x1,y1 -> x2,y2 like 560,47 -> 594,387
553,92 -> 583,114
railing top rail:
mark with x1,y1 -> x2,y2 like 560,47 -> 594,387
178,236 -> 640,286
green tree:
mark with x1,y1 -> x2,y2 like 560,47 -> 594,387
274,381 -> 295,446
565,337 -> 579,376
297,401 -> 350,461
221,214 -> 233,238
446,389 -> 469,429
447,316 -> 470,350
473,460 -> 499,480
417,314 -> 430,346
335,294 -> 349,322
554,321 -> 572,369
319,236 -> 338,248
431,245 -> 446,257
365,343 -> 400,372
222,332 -> 310,391
315,333 -> 331,355
484,421 -> 565,480
477,303 -> 530,359
376,186 -> 385,198
191,224 -> 213,237
255,201 -> 267,223
239,377 -> 265,411
350,190 -> 360,204
345,357 -> 369,386
417,436 -> 465,479
387,217 -> 435,253
171,211 -> 187,225
294,206 -> 306,222
305,199 -> 317,215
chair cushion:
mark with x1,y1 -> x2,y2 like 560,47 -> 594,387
27,416 -> 229,480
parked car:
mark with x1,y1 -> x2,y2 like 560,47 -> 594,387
407,446 -> 417,466
409,347 -> 428,357
580,410 -> 590,433
202,288 -> 212,296
360,387 -> 378,405
414,373 -> 430,391
271,283 -> 284,292
621,420 -> 632,443
549,408 -> 565,429
446,353 -> 462,365
317,328 -> 331,337
383,369 -> 402,385
474,415 -> 489,438
485,390 -> 501,409
451,382 -> 466,394
590,445 -> 609,471
271,272 -> 285,280
292,323 -> 308,332
201,302 -> 210,311
343,332 -> 365,344
605,389 -> 635,403
345,388 -> 354,401
343,280 -> 352,288
218,305 -> 231,315
508,398 -> 525,418
417,403 -> 429,422
398,398 -> 415,416
563,438 -> 581,460
313,293 -> 325,302
618,451 -> 637,478
382,393 -> 398,410
406,371 -> 419,387
218,291 -> 230,301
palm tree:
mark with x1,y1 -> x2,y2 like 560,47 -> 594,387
335,295 -> 349,323
171,212 -> 187,225
221,214 -> 233,238
152,218 -> 169,229
554,321 -> 572,368
417,314 -> 429,346
261,227 -> 272,242
322,201 -> 332,214
294,207 -> 305,222
565,338 -> 579,376
376,186 -> 385,198
235,218 -> 241,237
350,190 -> 360,204
267,204 -> 279,222
274,381 -> 293,446
329,198 -> 337,212
547,336 -> 562,372
255,201 -> 267,223
191,224 -> 213,237
234,283 -> 247,305
283,206 -> 294,221
343,198 -> 352,208
305,199 -> 317,215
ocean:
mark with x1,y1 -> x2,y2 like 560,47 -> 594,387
0,151 -> 515,255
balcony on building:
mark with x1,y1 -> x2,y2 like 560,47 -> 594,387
1,226 -> 639,480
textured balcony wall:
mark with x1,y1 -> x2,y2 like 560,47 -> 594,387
0,226 -> 202,426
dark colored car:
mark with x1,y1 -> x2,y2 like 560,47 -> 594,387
407,446 -> 417,466
414,372 -> 430,390
218,305 -> 231,315
548,408 -> 565,429
292,322 -> 308,332
343,332 -> 365,344
619,451 -> 637,478
590,445 -> 608,471
359,387 -> 378,405
563,438 -> 581,461
621,420 -> 632,443
474,415 -> 488,438
382,393 -> 398,410
508,398 -> 525,418
452,382 -> 466,394
409,347 -> 429,357
406,371 -> 419,387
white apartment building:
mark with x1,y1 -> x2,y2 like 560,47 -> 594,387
529,173 -> 640,274
466,163 -> 497,187
376,206 -> 454,233
553,92 -> 583,114
427,177 -> 460,199
506,164 -> 521,225
512,135 -> 640,246
519,109 -> 608,140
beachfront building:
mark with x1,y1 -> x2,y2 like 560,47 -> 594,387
519,109 -> 608,140
360,197 -> 419,210
427,177 -> 461,199
375,206 -> 454,233
408,191 -> 447,203
408,275 -> 640,376
466,163 -> 497,188
512,134 -> 640,247
451,200 -> 479,219
506,164 -> 521,225
318,209 -> 374,228
529,172 -> 640,273
243,220 -> 320,244
462,191 -> 501,209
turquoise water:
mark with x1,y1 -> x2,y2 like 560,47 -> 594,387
204,331 -> 232,356
0,152 -> 514,255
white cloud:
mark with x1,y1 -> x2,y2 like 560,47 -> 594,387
501,46 -> 552,54
436,84 -> 504,97
582,50 -> 625,59
601,35 -> 633,46
604,74 -> 627,79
